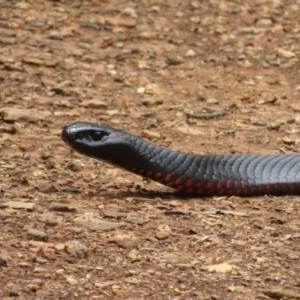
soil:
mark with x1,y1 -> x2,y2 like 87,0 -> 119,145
1,0 -> 300,299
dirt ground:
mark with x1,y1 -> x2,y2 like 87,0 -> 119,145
1,0 -> 300,299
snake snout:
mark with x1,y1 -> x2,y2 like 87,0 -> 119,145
61,125 -> 76,147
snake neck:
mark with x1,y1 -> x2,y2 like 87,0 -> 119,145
108,138 -> 194,191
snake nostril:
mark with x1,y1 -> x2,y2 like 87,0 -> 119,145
75,132 -> 84,141
61,126 -> 69,142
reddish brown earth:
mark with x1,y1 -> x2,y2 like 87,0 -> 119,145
1,0 -> 300,299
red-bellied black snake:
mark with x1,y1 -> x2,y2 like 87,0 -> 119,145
61,122 -> 300,197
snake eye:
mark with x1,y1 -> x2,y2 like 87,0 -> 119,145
91,131 -> 105,141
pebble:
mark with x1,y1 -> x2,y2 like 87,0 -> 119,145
48,31 -> 63,40
66,277 -> 78,286
137,87 -> 145,94
117,19 -> 137,28
37,182 -> 59,193
50,87 -> 70,96
122,7 -> 138,18
141,99 -> 163,106
0,201 -> 35,210
142,130 -> 161,139
0,107 -> 51,123
54,244 -> 65,251
73,215 -> 125,231
185,49 -> 196,57
80,99 -> 108,109
155,225 -> 171,240
112,285 -> 130,297
103,209 -> 127,218
206,98 -> 219,104
282,137 -> 296,145
9,285 -> 20,296
40,213 -> 59,227
167,55 -> 184,65
49,202 -> 76,212
66,162 -> 81,172
277,48 -> 296,58
197,91 -> 206,101
65,240 -> 89,258
27,229 -> 48,242
28,241 -> 54,248
93,64 -> 105,75
145,83 -> 163,95
15,2 -> 30,9
256,18 -> 273,26
127,249 -> 141,262
267,123 -> 280,131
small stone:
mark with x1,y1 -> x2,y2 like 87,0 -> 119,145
26,283 -> 39,292
48,31 -> 63,40
127,249 -> 141,262
211,295 -> 221,300
49,202 -> 76,212
244,79 -> 255,86
122,7 -> 137,18
110,235 -> 138,249
73,216 -> 125,231
27,229 -> 48,242
277,48 -> 297,58
37,182 -> 59,193
167,55 -> 184,65
206,98 -> 219,104
185,49 -> 196,57
0,201 -> 35,210
117,19 -> 137,28
112,285 -> 130,297
54,244 -> 65,251
137,87 -> 145,94
65,241 -> 89,258
40,213 -> 59,226
0,107 -> 51,123
256,18 -> 273,26
267,123 -> 280,131
138,220 -> 148,226
142,130 -> 161,139
197,91 -> 206,101
141,99 -> 163,106
15,2 -> 30,9
66,277 -> 78,285
145,83 -> 163,95
155,225 -> 171,240
113,75 -> 124,82
282,137 -> 296,145
9,285 -> 20,296
93,64 -> 105,75
50,87 -> 70,96
240,109 -> 252,114
66,162 -> 81,172
80,99 -> 108,109
28,241 -> 54,248
103,209 -> 127,218
105,109 -> 119,116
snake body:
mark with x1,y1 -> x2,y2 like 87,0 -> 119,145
61,122 -> 300,196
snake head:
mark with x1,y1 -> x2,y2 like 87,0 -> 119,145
61,122 -> 137,164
